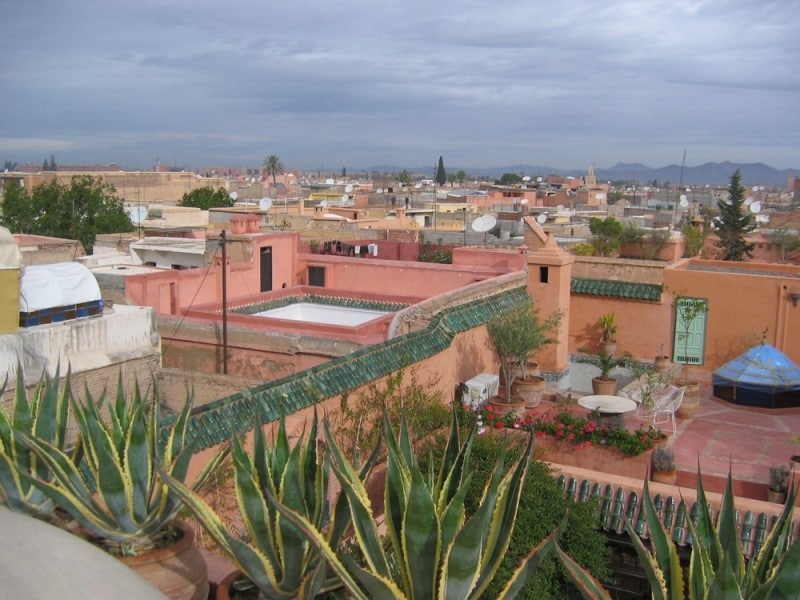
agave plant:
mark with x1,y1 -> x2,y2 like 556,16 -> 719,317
0,364 -> 73,520
19,378 -> 227,554
263,407 -> 593,599
163,410 -> 380,599
624,469 -> 800,599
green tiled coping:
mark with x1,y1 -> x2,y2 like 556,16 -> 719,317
175,285 -> 531,451
556,473 -> 786,558
571,277 -> 662,302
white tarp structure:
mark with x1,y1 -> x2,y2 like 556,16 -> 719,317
19,262 -> 102,313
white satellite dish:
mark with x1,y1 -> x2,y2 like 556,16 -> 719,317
345,184 -> 354,193
471,214 -> 497,233
679,196 -> 689,208
250,177 -> 255,183
520,198 -> 528,205
744,196 -> 753,206
414,183 -> 422,189
258,198 -> 273,211
536,214 -> 547,225
341,194 -> 349,204
229,191 -> 238,201
536,176 -> 543,183
320,199 -> 329,207
128,206 -> 148,225
522,176 -> 531,182
325,178 -> 335,185
750,201 -> 762,214
376,188 -> 383,194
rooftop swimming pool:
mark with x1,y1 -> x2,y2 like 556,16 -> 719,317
253,302 -> 390,327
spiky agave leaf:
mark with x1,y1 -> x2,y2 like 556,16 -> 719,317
716,470 -> 746,583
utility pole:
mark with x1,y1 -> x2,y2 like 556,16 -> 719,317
220,229 -> 228,375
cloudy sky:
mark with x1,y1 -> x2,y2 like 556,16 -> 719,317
2,0 -> 798,173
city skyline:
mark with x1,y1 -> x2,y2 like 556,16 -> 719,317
2,1 -> 798,171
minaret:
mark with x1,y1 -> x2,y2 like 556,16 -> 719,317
585,164 -> 597,188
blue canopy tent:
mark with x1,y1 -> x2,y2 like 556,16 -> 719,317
713,344 -> 800,409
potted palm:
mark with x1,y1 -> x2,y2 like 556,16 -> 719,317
590,350 -> 628,395
598,312 -> 617,355
768,464 -> 789,503
650,446 -> 677,485
486,299 -> 561,414
19,379 -> 229,600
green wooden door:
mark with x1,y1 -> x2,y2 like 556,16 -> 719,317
672,297 -> 708,366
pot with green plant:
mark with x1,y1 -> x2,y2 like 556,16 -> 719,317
650,445 -> 677,485
590,350 -> 628,395
19,379 -> 229,600
598,312 -> 617,355
673,294 -> 708,419
163,410 -> 380,600
768,464 -> 789,503
654,345 -> 671,373
487,298 -> 561,413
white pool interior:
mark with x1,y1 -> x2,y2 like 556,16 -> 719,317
254,302 -> 390,326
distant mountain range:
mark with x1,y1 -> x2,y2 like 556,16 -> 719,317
370,161 -> 798,187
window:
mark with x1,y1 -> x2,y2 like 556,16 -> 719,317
308,266 -> 325,287
539,266 -> 549,283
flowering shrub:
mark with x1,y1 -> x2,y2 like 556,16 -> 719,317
460,403 -> 662,456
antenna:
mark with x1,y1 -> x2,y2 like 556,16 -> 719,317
258,197 -> 273,211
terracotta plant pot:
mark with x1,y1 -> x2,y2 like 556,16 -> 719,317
654,355 -> 671,373
119,521 -> 208,600
651,469 -> 678,485
599,340 -> 617,356
767,488 -> 787,504
512,375 -> 546,408
591,376 -> 618,396
675,379 -> 701,419
487,396 -> 527,419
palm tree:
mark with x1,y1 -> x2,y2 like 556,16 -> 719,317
262,154 -> 284,192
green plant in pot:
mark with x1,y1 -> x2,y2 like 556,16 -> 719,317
672,293 -> 708,419
598,312 -> 617,355
19,378 -> 229,600
486,298 -> 561,413
163,410 -> 380,599
0,364 -> 74,523
650,445 -> 676,485
590,350 -> 628,395
768,464 -> 789,503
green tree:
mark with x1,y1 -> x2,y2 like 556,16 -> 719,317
456,169 -> 466,185
178,187 -> 234,210
715,169 -> 755,261
435,155 -> 446,186
768,227 -> 800,263
497,173 -> 523,185
447,172 -> 457,187
681,222 -> 705,257
262,154 -> 284,191
395,169 -> 411,185
0,175 -> 132,253
341,166 -> 346,177
589,216 -> 623,257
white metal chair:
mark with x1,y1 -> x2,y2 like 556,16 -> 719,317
650,385 -> 685,437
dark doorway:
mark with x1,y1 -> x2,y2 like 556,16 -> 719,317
308,266 -> 325,287
260,246 -> 273,292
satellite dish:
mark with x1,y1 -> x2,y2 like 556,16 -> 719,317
750,201 -> 762,214
258,198 -> 273,211
229,191 -> 238,201
471,215 -> 497,233
341,194 -> 349,204
520,198 -> 529,205
679,196 -> 689,208
325,178 -> 334,185
536,214 -> 547,225
744,196 -> 753,206
522,176 -> 531,182
414,183 -> 422,189
128,206 -> 148,225
595,193 -> 603,200
685,187 -> 692,193
345,184 -> 354,193
250,177 -> 255,183
375,188 -> 383,194
320,199 -> 329,207
536,176 -> 543,183
680,194 -> 688,203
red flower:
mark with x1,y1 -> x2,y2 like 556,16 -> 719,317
495,421 -> 504,429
